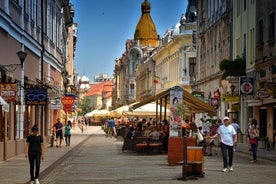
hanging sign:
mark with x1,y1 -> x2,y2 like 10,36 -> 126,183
240,77 -> 254,95
25,88 -> 47,105
0,83 -> 18,102
61,96 -> 75,113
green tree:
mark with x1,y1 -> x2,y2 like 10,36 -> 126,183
77,97 -> 92,116
219,56 -> 246,79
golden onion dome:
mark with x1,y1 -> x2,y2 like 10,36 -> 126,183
134,0 -> 158,47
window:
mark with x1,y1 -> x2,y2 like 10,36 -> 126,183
269,12 -> 275,40
236,0 -> 240,17
189,57 -> 196,76
258,20 -> 264,44
24,0 -> 28,14
243,33 -> 246,58
244,0 -> 246,11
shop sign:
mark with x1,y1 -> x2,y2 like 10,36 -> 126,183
255,88 -> 270,99
240,77 -> 254,95
26,88 -> 47,106
221,94 -> 239,102
50,99 -> 61,109
0,83 -> 18,102
47,87 -> 63,99
61,96 -> 75,113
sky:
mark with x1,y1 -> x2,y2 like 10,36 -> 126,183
71,0 -> 188,81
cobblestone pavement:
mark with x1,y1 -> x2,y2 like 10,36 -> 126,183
41,128 -> 276,184
0,126 -> 275,184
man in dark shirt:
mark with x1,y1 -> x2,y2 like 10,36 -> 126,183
53,118 -> 63,147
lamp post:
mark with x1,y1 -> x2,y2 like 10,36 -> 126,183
17,50 -> 27,139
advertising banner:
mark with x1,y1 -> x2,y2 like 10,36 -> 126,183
169,86 -> 183,137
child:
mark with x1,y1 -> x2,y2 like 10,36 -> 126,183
25,124 -> 44,184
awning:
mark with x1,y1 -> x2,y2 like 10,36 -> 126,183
131,86 -> 216,116
0,96 -> 7,106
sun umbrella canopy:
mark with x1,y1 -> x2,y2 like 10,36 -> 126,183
85,109 -> 110,117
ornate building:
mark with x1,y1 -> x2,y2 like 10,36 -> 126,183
113,0 -> 159,107
195,0 -> 232,119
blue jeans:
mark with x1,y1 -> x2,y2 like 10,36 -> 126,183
251,142 -> 258,161
220,143 -> 234,168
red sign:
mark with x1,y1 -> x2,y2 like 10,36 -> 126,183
61,96 -> 75,113
213,89 -> 220,98
61,96 -> 75,105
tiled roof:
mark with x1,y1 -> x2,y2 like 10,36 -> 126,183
84,80 -> 113,97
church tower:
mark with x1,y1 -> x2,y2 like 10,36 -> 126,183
134,0 -> 158,47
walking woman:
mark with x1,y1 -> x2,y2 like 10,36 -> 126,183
249,119 -> 259,163
65,120 -> 72,147
25,124 -> 44,184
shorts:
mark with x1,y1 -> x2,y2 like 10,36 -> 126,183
56,133 -> 63,139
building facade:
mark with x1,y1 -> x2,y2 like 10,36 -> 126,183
195,0 -> 232,119
0,0 -> 75,161
252,0 -> 276,146
232,0 -> 256,132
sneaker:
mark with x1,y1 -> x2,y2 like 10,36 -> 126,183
35,178 -> 40,184
222,168 -> 228,172
30,181 -> 34,184
229,166 -> 233,171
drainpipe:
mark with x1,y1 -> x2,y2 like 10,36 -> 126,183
40,0 -> 45,136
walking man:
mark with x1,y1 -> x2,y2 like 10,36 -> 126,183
218,116 -> 237,172
53,118 -> 63,147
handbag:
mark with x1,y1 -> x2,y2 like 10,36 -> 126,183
197,130 -> 204,142
249,138 -> 257,145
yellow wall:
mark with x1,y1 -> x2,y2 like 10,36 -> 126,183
233,0 -> 255,70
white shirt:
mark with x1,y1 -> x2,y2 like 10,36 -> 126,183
218,124 -> 236,146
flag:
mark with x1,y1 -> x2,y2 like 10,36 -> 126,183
153,75 -> 160,84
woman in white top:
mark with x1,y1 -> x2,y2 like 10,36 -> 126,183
217,116 -> 237,172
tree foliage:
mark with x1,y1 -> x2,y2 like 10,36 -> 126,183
219,56 -> 246,79
77,97 -> 92,116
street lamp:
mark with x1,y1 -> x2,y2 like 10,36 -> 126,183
17,50 -> 27,139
